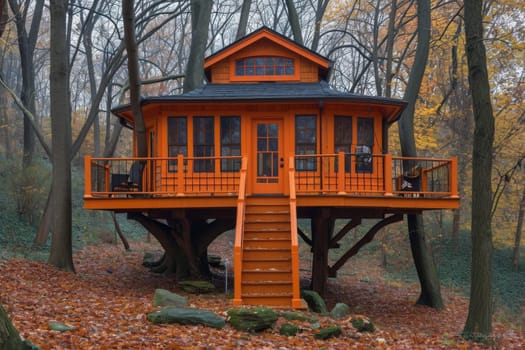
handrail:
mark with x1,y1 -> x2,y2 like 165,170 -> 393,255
232,156 -> 248,306
288,156 -> 302,308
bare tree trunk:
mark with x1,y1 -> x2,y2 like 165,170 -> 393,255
284,0 -> 303,45
184,0 -> 212,93
512,185 -> 525,270
398,0 -> 443,309
0,304 -> 29,350
122,0 -> 147,158
310,0 -> 329,52
48,0 -> 75,273
33,185 -> 52,246
236,0 -> 252,40
462,0 -> 495,340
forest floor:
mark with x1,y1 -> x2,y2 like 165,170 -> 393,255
0,236 -> 523,349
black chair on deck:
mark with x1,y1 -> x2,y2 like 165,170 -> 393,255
110,162 -> 142,193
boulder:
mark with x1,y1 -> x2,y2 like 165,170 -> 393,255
207,254 -> 222,267
300,290 -> 328,314
152,288 -> 188,307
178,280 -> 215,294
49,321 -> 75,332
350,316 -> 375,332
227,307 -> 279,332
147,307 -> 225,329
142,252 -> 159,267
279,311 -> 316,323
314,325 -> 342,340
279,323 -> 299,336
329,302 -> 350,319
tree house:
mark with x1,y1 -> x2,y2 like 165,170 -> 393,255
84,27 -> 459,308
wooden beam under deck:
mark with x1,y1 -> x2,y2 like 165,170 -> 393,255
85,193 -> 459,212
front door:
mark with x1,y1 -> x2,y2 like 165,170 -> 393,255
252,119 -> 285,194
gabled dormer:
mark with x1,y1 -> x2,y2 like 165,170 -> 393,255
204,27 -> 331,83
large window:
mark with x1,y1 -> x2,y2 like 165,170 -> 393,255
168,117 -> 187,172
295,115 -> 317,171
356,117 -> 374,173
220,117 -> 241,171
235,56 -> 295,76
334,116 -> 352,172
193,117 -> 214,172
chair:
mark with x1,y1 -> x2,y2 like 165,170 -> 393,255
110,162 -> 142,193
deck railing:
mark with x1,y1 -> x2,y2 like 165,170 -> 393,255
288,157 -> 303,308
293,153 -> 458,198
85,154 -> 457,198
232,158 -> 248,306
85,155 -> 243,197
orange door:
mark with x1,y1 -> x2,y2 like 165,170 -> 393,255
252,119 -> 285,194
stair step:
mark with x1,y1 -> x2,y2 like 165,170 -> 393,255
242,276 -> 292,283
243,240 -> 291,250
244,222 -> 291,231
243,231 -> 290,238
242,259 -> 291,270
241,281 -> 292,296
243,249 -> 291,260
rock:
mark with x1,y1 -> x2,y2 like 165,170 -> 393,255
279,311 -> 316,323
178,280 -> 215,294
329,302 -> 350,319
208,254 -> 222,267
142,252 -> 158,267
147,307 -> 225,329
350,316 -> 376,332
152,288 -> 188,307
227,307 -> 279,332
300,290 -> 328,314
279,323 -> 299,336
314,325 -> 342,340
49,321 -> 75,332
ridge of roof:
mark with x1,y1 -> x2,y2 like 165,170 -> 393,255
204,26 -> 331,69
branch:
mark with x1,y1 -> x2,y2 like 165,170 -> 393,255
0,73 -> 51,157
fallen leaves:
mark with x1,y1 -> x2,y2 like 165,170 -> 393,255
0,240 -> 522,349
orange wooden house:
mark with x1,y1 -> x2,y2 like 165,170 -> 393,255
84,27 -> 459,308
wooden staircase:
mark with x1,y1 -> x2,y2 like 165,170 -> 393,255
233,196 -> 303,308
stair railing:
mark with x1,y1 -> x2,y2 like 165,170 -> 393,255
288,156 -> 303,308
232,156 -> 248,306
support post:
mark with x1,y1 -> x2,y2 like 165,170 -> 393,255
310,208 -> 332,296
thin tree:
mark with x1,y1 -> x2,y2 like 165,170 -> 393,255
462,0 -> 496,340
8,0 -> 44,169
0,0 -> 27,347
184,0 -> 212,93
122,0 -> 147,157
48,0 -> 75,272
236,0 -> 252,40
397,0 -> 444,308
284,0 -> 303,45
512,183 -> 525,270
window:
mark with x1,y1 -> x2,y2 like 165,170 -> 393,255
235,56 -> 295,76
168,117 -> 187,172
334,116 -> 352,172
220,117 -> 241,171
295,115 -> 317,171
193,117 -> 215,172
356,117 -> 374,173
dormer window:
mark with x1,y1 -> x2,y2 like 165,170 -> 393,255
233,56 -> 297,81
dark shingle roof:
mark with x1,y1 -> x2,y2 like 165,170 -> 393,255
137,81 -> 404,104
